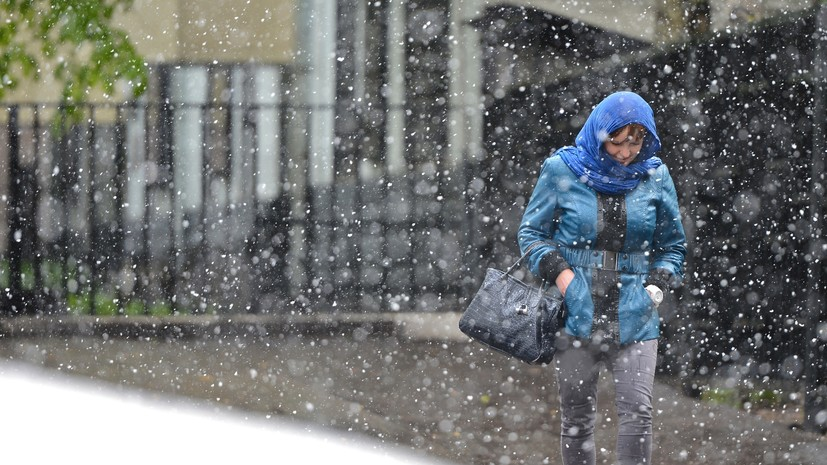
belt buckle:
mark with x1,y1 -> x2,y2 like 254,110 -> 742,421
602,251 -> 617,271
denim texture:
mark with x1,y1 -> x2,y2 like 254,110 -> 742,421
554,338 -> 658,465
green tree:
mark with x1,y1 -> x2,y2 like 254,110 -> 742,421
0,0 -> 148,103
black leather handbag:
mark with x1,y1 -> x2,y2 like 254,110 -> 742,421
459,243 -> 565,364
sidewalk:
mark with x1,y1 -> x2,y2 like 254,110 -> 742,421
0,312 -> 825,464
0,311 -> 461,340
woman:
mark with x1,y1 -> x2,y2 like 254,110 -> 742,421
518,91 -> 686,465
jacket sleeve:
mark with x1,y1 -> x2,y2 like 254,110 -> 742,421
517,157 -> 570,282
649,165 -> 687,287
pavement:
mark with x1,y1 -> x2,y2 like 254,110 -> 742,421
0,312 -> 825,464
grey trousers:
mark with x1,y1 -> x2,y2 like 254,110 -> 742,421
554,338 -> 658,465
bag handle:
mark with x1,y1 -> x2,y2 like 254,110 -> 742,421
503,240 -> 557,276
504,241 -> 559,307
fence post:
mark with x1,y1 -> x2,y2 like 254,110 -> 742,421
804,3 -> 827,434
87,107 -> 99,315
5,106 -> 23,315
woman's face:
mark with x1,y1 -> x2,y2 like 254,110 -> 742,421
603,124 -> 644,166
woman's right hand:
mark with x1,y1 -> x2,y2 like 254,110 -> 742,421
556,268 -> 575,296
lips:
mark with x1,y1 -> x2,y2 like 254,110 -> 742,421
612,155 -> 635,166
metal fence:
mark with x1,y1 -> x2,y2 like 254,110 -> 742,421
0,101 -> 488,316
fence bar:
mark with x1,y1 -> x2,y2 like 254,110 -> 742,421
352,147 -> 365,306
6,106 -> 23,314
87,106 -> 99,315
139,102 -> 151,315
198,103 -> 210,314
31,106 -> 44,312
274,102 -> 291,300
804,2 -> 827,434
113,111 -> 127,313
250,103 -> 261,313
159,69 -> 177,314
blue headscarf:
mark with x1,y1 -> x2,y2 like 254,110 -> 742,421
557,91 -> 663,195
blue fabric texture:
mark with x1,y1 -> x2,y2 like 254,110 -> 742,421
517,92 -> 687,345
558,91 -> 663,195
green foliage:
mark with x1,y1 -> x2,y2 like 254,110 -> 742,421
701,386 -> 784,410
67,292 -> 117,315
0,259 -> 181,316
67,292 -> 177,316
701,387 -> 740,407
746,389 -> 781,409
0,0 -> 148,105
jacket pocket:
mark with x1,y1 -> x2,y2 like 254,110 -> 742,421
562,267 -> 592,337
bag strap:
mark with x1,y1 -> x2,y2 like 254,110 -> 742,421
504,240 -> 556,276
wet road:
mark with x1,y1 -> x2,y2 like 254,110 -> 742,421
1,334 -> 825,464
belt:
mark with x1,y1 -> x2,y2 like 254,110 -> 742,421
559,246 -> 649,274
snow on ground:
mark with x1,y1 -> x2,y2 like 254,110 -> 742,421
0,361 -> 454,465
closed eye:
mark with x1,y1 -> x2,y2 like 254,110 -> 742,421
609,139 -> 643,146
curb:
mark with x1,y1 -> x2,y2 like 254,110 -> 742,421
0,312 -> 466,342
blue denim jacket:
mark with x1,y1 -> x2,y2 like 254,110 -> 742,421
518,155 -> 687,344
